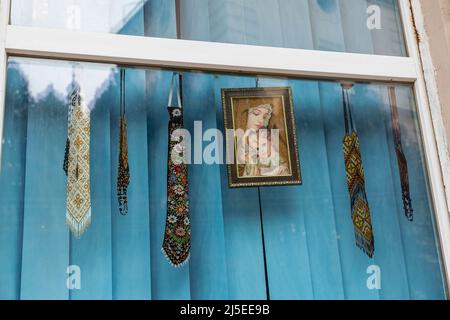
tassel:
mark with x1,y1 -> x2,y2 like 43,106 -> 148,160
388,87 -> 413,221
117,68 -> 130,215
342,83 -> 375,258
344,132 -> 375,258
117,115 -> 130,215
63,138 -> 70,175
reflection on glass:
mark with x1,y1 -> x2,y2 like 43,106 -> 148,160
12,0 -> 145,33
0,57 -> 445,300
11,0 -> 407,56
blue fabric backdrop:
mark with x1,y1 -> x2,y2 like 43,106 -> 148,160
0,0 -> 445,300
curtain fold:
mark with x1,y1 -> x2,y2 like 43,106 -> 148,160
0,63 -> 28,300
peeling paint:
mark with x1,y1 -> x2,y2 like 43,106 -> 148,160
409,1 -> 421,43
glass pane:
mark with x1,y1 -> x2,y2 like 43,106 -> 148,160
0,56 -> 445,300
11,0 -> 407,56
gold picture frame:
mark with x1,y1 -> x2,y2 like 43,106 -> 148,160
222,87 -> 302,188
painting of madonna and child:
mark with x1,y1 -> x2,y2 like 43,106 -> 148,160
222,87 -> 301,188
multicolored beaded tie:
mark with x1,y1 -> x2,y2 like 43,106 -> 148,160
162,73 -> 191,267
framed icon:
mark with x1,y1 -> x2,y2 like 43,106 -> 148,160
222,87 -> 301,188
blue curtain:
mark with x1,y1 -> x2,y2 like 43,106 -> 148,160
0,0 -> 445,300
178,0 -> 406,56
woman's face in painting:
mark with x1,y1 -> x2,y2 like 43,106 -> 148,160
246,105 -> 272,131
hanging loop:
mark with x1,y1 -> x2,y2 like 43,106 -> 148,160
119,68 -> 126,116
341,82 -> 356,134
168,72 -> 182,108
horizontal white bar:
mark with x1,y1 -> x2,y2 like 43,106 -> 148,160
5,25 -> 417,82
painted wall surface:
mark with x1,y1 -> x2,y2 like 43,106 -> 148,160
417,0 -> 450,142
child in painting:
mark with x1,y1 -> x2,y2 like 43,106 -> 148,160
236,103 -> 290,177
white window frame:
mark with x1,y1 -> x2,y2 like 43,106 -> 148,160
0,0 -> 449,294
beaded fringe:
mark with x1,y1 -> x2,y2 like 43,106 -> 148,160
161,247 -> 190,268
66,208 -> 91,238
354,229 -> 374,258
402,192 -> 414,222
